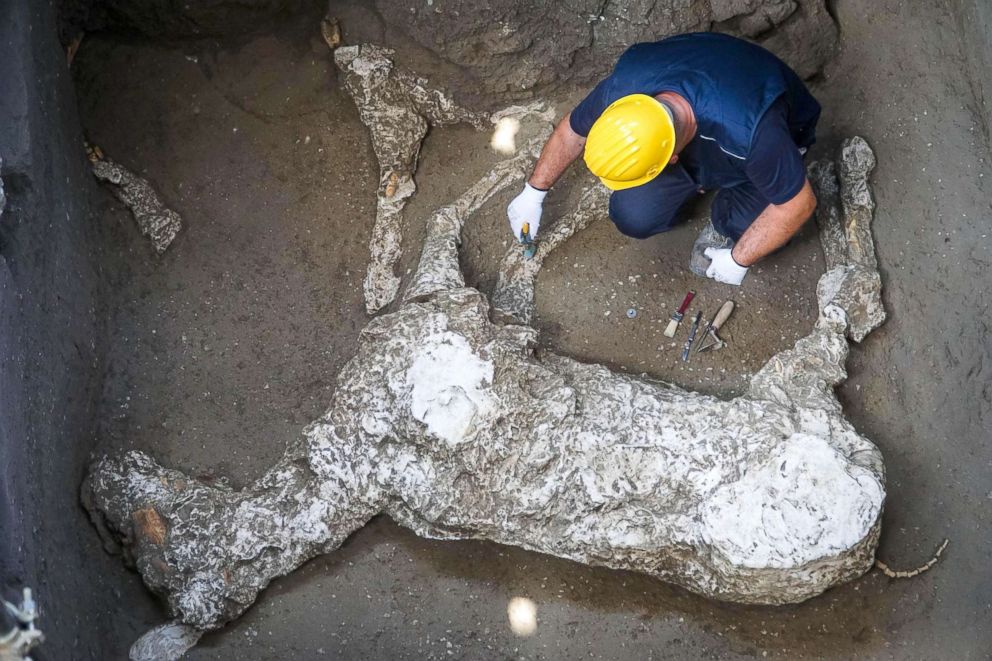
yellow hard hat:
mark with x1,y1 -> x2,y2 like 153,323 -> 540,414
584,94 -> 675,191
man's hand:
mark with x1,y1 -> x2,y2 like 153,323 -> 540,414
507,183 -> 547,240
704,247 -> 748,286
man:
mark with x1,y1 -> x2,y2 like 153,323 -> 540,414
506,32 -> 821,286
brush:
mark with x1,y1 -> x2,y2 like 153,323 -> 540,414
664,290 -> 695,338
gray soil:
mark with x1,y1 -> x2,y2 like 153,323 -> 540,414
73,0 -> 990,658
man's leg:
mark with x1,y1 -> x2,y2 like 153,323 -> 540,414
689,182 -> 770,276
709,181 -> 771,242
608,164 -> 700,239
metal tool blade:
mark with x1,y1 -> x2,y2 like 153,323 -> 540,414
520,222 -> 537,259
695,330 -> 725,353
681,311 -> 703,362
694,301 -> 735,354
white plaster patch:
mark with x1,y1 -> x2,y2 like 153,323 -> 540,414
700,433 -> 884,569
406,332 -> 496,446
491,116 -> 520,154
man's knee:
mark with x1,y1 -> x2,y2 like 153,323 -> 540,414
609,194 -> 679,239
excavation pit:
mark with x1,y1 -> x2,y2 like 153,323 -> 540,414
3,0 -> 988,658
75,10 -> 875,657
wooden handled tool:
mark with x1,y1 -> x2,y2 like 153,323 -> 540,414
711,300 -> 735,330
695,300 -> 735,353
681,311 -> 703,362
664,290 -> 695,337
520,222 -> 537,259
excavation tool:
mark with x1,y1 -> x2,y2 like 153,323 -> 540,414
664,290 -> 695,337
520,222 -> 537,259
681,311 -> 703,362
694,300 -> 735,354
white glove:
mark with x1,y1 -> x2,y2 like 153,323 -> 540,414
704,247 -> 748,286
507,183 -> 547,241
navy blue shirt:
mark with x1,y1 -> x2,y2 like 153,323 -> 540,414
570,34 -> 820,205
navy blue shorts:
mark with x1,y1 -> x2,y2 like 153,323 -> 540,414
608,163 -> 771,242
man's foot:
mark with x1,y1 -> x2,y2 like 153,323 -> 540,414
689,221 -> 733,277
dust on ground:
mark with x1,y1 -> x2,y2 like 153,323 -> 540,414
73,0 -> 990,658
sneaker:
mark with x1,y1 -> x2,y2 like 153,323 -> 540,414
689,220 -> 734,277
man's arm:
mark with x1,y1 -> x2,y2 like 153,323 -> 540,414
731,179 -> 817,266
529,113 -> 587,189
506,78 -> 610,239
704,180 -> 816,285
506,113 -> 587,240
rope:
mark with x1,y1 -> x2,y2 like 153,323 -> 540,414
875,539 -> 949,578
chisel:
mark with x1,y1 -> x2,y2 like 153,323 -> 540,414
681,311 -> 703,362
664,290 -> 695,338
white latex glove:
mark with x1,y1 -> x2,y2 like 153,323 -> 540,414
507,183 -> 547,241
704,247 -> 749,286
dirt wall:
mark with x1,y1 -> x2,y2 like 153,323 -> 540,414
955,0 -> 992,142
62,0 -> 838,104
371,0 -> 838,102
8,0 -> 986,657
0,0 -> 155,657
61,0 -> 312,39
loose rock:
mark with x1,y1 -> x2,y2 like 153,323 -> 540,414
88,145 -> 182,254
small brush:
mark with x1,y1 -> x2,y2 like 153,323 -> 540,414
664,290 -> 695,338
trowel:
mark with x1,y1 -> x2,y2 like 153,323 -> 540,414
694,300 -> 735,353
520,222 -> 537,259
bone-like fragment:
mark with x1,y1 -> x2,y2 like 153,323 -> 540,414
334,44 -> 489,314
0,587 -> 44,661
808,138 -> 885,342
88,148 -> 182,254
808,160 -> 847,271
83,439 -> 379,630
838,136 -> 879,270
83,137 -> 887,637
320,15 -> 341,51
128,621 -> 202,661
